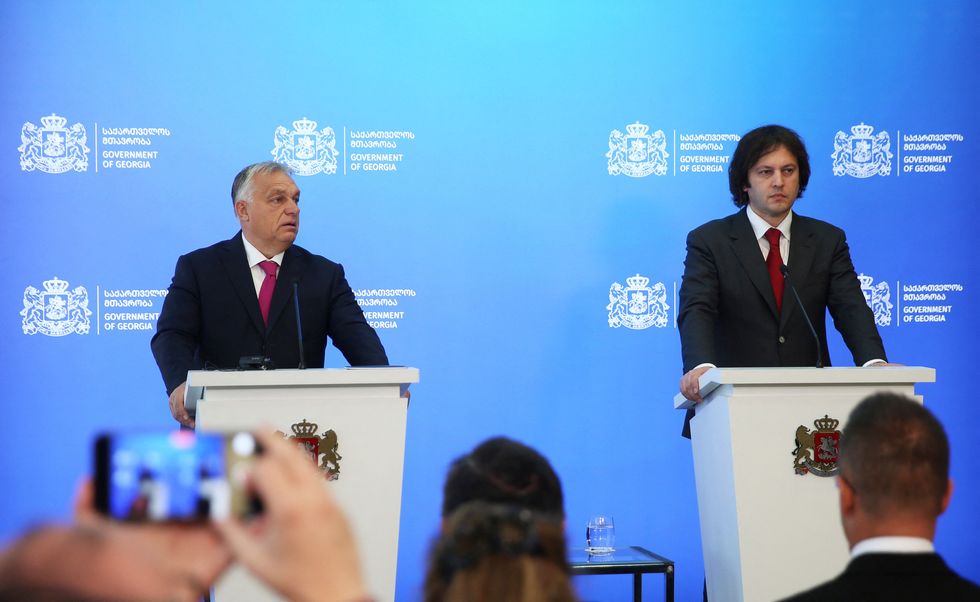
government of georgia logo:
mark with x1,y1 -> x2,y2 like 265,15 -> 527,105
271,117 -> 338,176
607,274 -> 670,329
20,114 -> 90,174
21,277 -> 92,336
793,415 -> 841,477
607,122 -> 669,177
832,123 -> 892,178
859,273 -> 893,327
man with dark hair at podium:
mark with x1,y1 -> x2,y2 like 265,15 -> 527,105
151,161 -> 388,428
677,124 -> 888,437
780,392 -> 980,601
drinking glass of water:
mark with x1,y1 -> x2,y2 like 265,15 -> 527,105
586,515 -> 615,554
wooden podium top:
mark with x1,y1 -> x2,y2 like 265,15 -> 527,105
673,366 -> 935,410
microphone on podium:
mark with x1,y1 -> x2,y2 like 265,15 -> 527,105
780,265 -> 823,369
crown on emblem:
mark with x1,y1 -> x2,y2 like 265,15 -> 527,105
625,121 -> 650,137
626,274 -> 650,289
40,114 -> 68,129
857,273 -> 873,288
814,415 -> 840,431
42,277 -> 70,293
291,419 -> 319,436
850,123 -> 874,138
292,117 -> 318,133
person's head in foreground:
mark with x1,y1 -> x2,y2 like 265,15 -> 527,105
441,436 -> 565,519
424,501 -> 576,602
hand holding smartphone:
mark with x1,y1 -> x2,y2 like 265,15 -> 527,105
94,431 -> 262,522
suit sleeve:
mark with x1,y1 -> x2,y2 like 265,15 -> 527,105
327,264 -> 389,366
150,254 -> 203,394
677,228 -> 720,372
824,230 -> 887,365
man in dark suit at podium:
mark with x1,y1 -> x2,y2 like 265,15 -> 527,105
780,393 -> 980,601
677,125 -> 888,437
151,161 -> 388,427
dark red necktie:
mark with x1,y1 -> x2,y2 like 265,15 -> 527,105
258,260 -> 278,325
764,228 -> 784,312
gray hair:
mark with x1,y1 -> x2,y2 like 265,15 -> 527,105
231,161 -> 293,205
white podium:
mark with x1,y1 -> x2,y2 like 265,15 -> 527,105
673,366 -> 935,602
186,367 -> 419,602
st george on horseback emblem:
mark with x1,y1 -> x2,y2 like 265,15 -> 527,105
831,123 -> 892,178
21,277 -> 92,336
278,419 -> 343,480
606,121 -> 669,177
20,114 -> 90,173
271,117 -> 339,176
793,415 -> 842,477
607,274 -> 670,329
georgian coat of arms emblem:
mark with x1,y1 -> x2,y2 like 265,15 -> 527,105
607,122 -> 669,177
20,114 -> 90,173
832,123 -> 892,178
278,419 -> 343,480
271,117 -> 338,176
858,273 -> 893,327
607,274 -> 670,329
793,415 -> 842,477
21,277 -> 92,336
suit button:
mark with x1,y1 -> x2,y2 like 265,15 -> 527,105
778,336 -> 786,344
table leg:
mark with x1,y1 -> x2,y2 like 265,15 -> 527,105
633,573 -> 641,602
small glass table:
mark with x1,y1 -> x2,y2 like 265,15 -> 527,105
568,545 -> 674,602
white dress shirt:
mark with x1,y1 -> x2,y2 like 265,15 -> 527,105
745,205 -> 792,264
851,536 -> 934,559
241,234 -> 285,298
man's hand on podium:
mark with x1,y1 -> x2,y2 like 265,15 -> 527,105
680,365 -> 712,403
169,382 -> 194,428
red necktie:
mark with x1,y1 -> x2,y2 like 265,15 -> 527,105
764,228 -> 784,312
258,260 -> 278,325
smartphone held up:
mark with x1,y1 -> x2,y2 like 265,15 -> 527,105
94,430 -> 262,522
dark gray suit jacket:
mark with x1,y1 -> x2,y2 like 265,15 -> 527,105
151,233 -> 388,395
779,553 -> 980,601
677,208 -> 886,437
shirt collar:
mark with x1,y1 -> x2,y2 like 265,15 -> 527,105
746,207 -> 793,242
241,233 -> 285,268
851,536 -> 934,559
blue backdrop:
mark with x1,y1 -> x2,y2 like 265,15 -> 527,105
2,2 -> 978,600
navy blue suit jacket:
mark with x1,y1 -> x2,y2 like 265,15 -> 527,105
678,208 -> 886,437
779,553 -> 980,601
151,234 -> 388,395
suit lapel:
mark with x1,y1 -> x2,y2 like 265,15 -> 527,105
729,209 -> 779,319
267,245 -> 306,331
781,215 -> 816,330
217,233 -> 266,335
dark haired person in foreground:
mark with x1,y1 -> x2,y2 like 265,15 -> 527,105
425,437 -> 575,601
677,124 -> 889,437
441,436 -> 565,518
780,393 -> 980,601
424,501 -> 576,602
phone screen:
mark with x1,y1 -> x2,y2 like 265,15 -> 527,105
94,431 -> 260,522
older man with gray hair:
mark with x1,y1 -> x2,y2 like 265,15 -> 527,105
152,162 -> 388,427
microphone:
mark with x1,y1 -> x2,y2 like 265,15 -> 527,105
292,281 -> 306,370
780,265 -> 823,369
